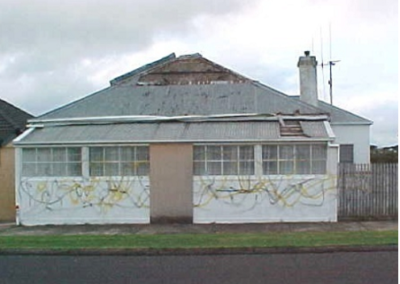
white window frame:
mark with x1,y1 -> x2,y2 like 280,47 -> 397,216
193,145 -> 255,176
21,147 -> 82,177
194,143 -> 327,176
262,144 -> 327,175
89,146 -> 149,177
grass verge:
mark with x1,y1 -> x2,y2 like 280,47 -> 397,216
0,231 -> 397,250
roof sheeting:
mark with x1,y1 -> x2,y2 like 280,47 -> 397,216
300,121 -> 329,138
38,83 -> 324,121
15,121 -> 331,145
291,96 -> 372,125
35,53 -> 370,126
0,99 -> 33,146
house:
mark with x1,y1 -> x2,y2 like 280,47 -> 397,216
13,52 -> 372,225
0,99 -> 33,221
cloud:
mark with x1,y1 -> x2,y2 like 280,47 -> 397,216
0,0 -> 397,146
364,101 -> 398,147
0,0 -> 256,114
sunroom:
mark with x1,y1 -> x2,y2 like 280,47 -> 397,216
14,115 -> 338,225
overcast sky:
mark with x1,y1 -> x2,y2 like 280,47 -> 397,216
0,0 -> 398,147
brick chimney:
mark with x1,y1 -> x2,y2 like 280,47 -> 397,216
297,51 -> 318,107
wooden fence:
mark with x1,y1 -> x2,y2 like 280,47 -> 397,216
338,163 -> 398,220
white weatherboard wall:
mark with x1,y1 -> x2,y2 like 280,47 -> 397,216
17,177 -> 149,225
331,124 -> 370,163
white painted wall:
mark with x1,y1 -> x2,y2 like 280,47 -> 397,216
17,176 -> 150,225
193,175 -> 336,223
193,144 -> 339,223
331,124 -> 370,163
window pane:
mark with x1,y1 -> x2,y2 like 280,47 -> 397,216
104,163 -> 119,176
207,161 -> 222,175
297,145 -> 310,160
67,163 -> 81,176
53,163 -> 65,176
193,161 -> 206,175
90,148 -> 103,162
37,163 -> 51,176
90,163 -> 103,176
137,162 -> 149,176
105,147 -> 119,161
121,162 -> 135,176
263,161 -> 278,175
68,148 -> 81,162
193,146 -> 205,160
339,144 -> 353,163
312,161 -> 326,174
136,147 -> 149,161
37,148 -> 51,162
206,146 -> 221,160
120,147 -> 134,161
222,146 -> 237,161
239,146 -> 254,160
279,161 -> 294,174
22,163 -> 36,176
313,145 -> 327,160
23,149 -> 36,162
280,146 -> 294,160
53,148 -> 66,162
239,161 -> 254,175
296,161 -> 310,174
262,145 -> 277,160
223,161 -> 238,175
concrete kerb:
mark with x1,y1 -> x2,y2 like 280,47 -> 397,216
0,245 -> 397,256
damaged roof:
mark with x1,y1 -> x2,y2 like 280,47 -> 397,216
35,53 -> 370,125
14,120 -> 330,145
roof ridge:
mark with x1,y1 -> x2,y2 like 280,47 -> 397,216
36,86 -> 112,120
317,100 -> 373,124
252,82 -> 328,114
291,95 -> 372,124
0,98 -> 33,145
0,98 -> 33,128
110,53 -> 176,85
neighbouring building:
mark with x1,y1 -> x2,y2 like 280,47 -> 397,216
13,52 -> 372,225
0,99 -> 33,221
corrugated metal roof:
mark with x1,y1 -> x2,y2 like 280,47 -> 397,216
36,53 -> 370,127
38,83 -> 324,120
291,96 -> 372,125
300,121 -> 328,138
15,121 -> 330,145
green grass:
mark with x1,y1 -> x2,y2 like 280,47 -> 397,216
0,231 -> 397,250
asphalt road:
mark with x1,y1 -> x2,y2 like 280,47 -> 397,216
0,251 -> 397,284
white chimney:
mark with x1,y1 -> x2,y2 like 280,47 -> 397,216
297,51 -> 318,107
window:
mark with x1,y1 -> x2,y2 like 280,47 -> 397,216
340,144 -> 354,163
22,147 -> 81,177
89,146 -> 149,176
262,144 -> 326,175
193,145 -> 254,176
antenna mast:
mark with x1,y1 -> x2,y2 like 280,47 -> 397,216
322,23 -> 340,105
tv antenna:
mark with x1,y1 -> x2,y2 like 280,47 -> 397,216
320,23 -> 340,105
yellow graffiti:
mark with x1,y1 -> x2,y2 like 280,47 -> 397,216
194,174 -> 337,210
20,175 -> 150,214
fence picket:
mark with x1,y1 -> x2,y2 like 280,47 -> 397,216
338,163 -> 397,220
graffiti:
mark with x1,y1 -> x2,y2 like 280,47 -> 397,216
19,176 -> 149,215
193,174 -> 337,211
